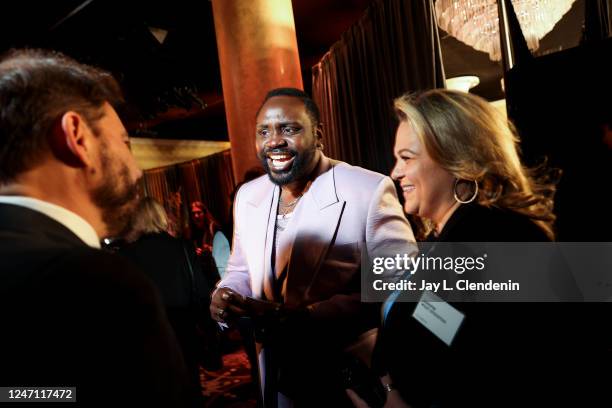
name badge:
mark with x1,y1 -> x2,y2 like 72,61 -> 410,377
412,290 -> 464,346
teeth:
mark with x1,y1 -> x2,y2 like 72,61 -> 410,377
402,185 -> 415,191
270,156 -> 294,169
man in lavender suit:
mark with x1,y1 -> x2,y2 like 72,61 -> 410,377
211,88 -> 416,407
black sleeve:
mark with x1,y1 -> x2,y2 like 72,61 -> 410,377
182,240 -> 223,371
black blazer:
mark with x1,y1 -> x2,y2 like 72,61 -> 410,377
375,204 -> 611,407
0,204 -> 190,406
426,202 -> 549,242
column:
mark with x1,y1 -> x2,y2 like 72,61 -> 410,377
211,0 -> 304,182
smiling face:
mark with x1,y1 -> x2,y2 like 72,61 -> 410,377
391,120 -> 456,224
255,96 -> 320,186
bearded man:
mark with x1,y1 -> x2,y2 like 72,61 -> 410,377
0,49 -> 190,406
211,88 -> 416,407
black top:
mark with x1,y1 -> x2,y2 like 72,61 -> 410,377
427,202 -> 549,242
0,203 -> 190,406
119,232 -> 212,308
119,232 -> 221,401
374,204 -> 611,407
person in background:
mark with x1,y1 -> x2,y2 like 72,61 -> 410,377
190,200 -> 229,280
0,49 -> 189,405
120,197 -> 222,407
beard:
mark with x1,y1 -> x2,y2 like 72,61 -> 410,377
91,143 -> 141,238
258,143 -> 318,186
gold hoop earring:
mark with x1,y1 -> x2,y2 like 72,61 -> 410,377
453,179 -> 478,204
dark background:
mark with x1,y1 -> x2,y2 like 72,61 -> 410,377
0,0 -> 587,142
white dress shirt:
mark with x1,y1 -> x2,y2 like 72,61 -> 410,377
0,195 -> 101,248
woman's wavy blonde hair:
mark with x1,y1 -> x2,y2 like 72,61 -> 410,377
126,197 -> 169,242
394,89 -> 557,240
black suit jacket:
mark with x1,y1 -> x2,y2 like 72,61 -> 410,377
0,203 -> 190,406
375,204 -> 612,407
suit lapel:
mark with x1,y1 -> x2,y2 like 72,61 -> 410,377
262,187 -> 280,300
245,183 -> 278,299
285,165 -> 345,306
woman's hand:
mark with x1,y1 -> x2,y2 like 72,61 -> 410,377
345,388 -> 371,408
345,388 -> 411,408
195,244 -> 212,256
345,387 -> 411,408
384,389 -> 411,408
345,373 -> 412,408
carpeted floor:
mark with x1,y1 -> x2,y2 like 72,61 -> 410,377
201,329 -> 259,408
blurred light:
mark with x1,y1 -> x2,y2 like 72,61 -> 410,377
435,0 -> 577,61
148,27 -> 169,44
446,75 -> 480,92
258,0 -> 298,49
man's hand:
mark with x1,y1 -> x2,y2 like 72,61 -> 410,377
233,296 -> 283,319
210,289 -> 282,323
210,289 -> 309,333
210,288 -> 248,323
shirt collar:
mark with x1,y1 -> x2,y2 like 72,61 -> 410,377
0,195 -> 101,248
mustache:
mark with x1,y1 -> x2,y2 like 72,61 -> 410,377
263,148 -> 297,156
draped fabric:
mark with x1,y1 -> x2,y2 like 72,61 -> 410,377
312,0 -> 445,175
142,150 -> 235,238
584,0 -> 612,42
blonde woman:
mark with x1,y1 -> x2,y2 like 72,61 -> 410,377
390,88 -> 556,242
363,89 -> 563,408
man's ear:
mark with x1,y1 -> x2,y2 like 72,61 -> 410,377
315,123 -> 324,139
315,123 -> 324,148
49,111 -> 95,168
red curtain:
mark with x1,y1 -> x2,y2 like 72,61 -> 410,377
312,0 -> 445,175
142,150 -> 235,237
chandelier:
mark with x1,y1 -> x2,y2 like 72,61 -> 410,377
435,0 -> 577,61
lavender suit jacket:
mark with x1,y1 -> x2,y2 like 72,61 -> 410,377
220,157 -> 416,322
219,157 -> 416,402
